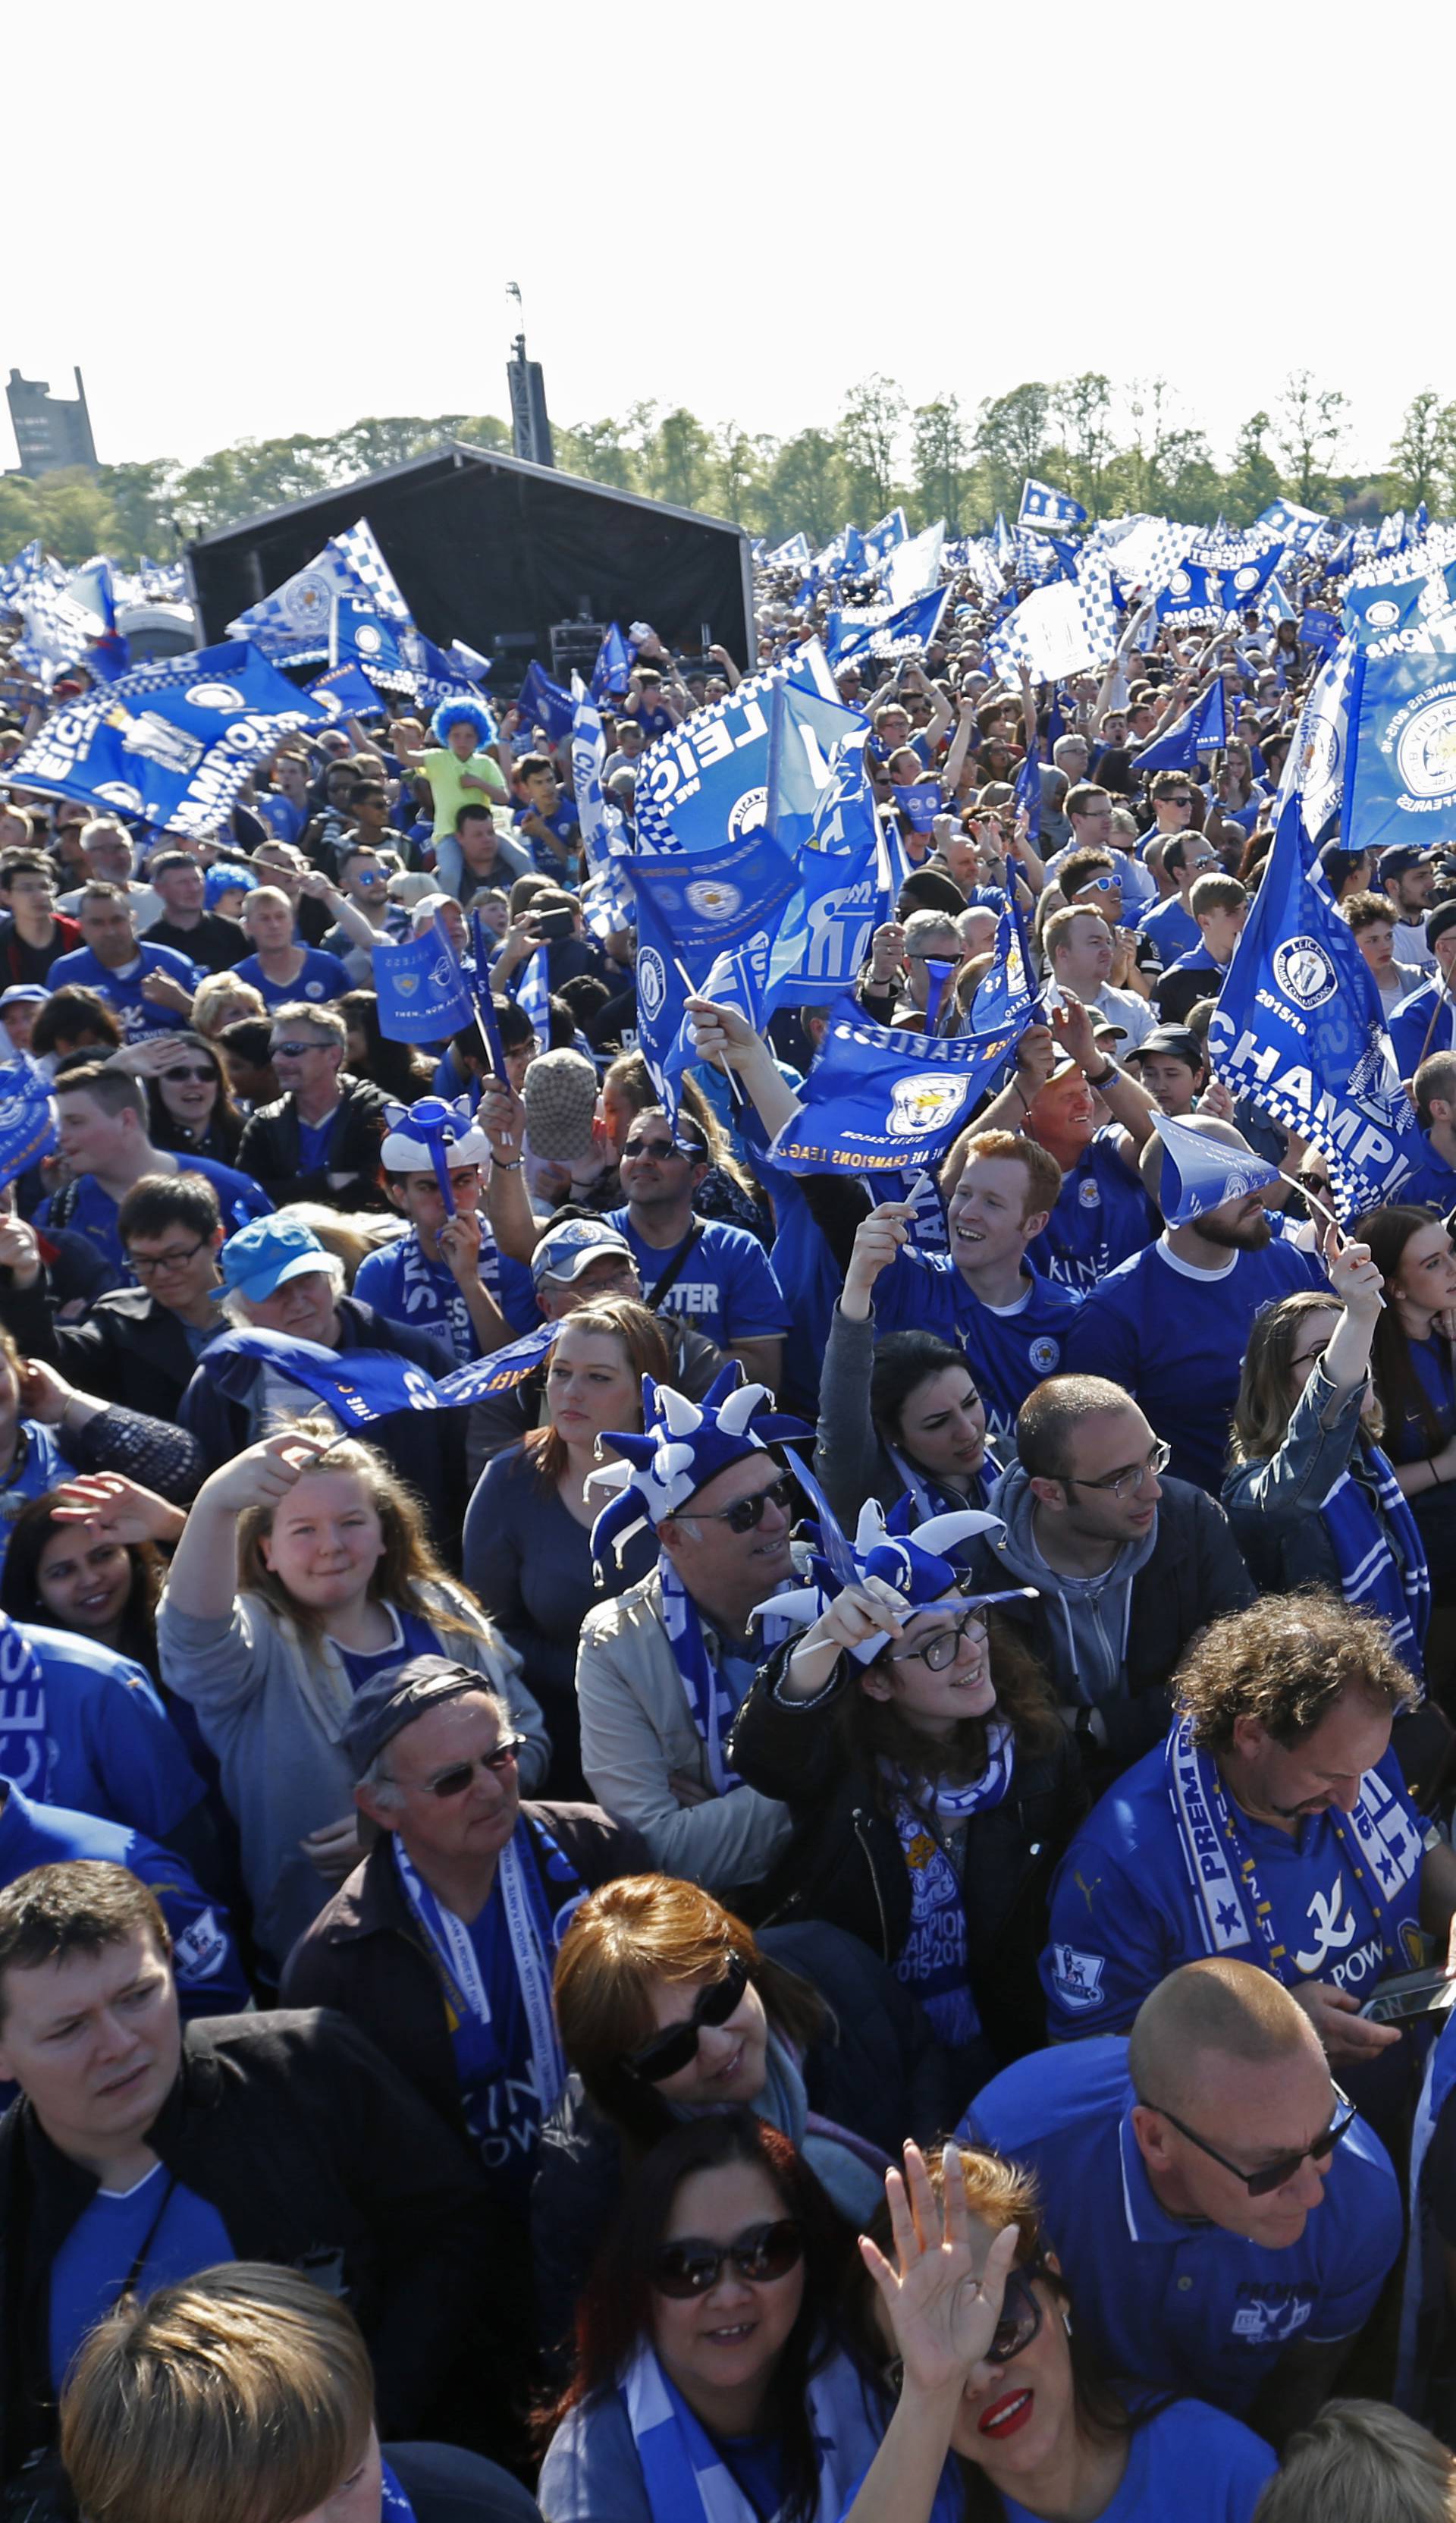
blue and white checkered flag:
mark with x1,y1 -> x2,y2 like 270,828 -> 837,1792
0,539 -> 49,611
228,516 -> 414,665
329,518 -> 412,622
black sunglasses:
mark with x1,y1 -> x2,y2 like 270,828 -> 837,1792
414,1737 -> 528,1799
1141,2086 -> 1357,2197
682,1475 -> 795,1537
624,1954 -> 750,2082
651,2217 -> 805,2299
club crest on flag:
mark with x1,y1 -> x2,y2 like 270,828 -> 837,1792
685,880 -> 742,921
185,680 -> 245,711
281,573 -> 333,630
887,1074 -> 971,1138
1395,693 -> 1456,800
637,948 -> 668,1021
1272,937 -> 1338,1010
727,788 -> 767,839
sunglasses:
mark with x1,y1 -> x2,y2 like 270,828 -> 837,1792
414,1737 -> 528,1799
271,1041 -> 328,1059
1141,2086 -> 1357,2196
624,1953 -> 750,2082
651,2217 -> 805,2299
624,1136 -> 703,1164
160,1064 -> 217,1085
683,1474 -> 795,1535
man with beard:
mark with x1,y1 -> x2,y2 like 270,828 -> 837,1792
1064,1117 -> 1326,1491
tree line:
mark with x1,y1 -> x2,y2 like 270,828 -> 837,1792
5,375 -> 1456,569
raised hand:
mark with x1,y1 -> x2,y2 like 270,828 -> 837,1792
859,2142 -> 1020,2400
48,1472 -> 184,1547
843,1201 -> 914,1314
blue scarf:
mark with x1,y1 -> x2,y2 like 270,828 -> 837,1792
622,2340 -> 874,2523
886,1440 -> 1003,1528
394,1814 -> 580,2160
884,1728 -> 1014,2043
657,1554 -> 801,1795
1320,1443 -> 1430,1677
1166,1716 -> 1423,1987
380,2462 -> 416,2522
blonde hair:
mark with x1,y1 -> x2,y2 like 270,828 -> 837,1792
1251,2400 -> 1456,2523
190,971 -> 267,1040
59,2262 -> 375,2523
236,1421 -> 483,1645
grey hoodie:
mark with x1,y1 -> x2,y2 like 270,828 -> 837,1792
989,1459 -> 1159,1709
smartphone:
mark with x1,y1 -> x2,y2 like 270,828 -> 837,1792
531,906 -> 576,941
1357,1963 -> 1456,2025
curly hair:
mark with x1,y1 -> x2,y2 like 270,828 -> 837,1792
428,697 -> 494,746
1173,1592 -> 1419,1754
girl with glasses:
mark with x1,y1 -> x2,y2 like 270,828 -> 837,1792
534,1873 -> 956,2383
730,1512 -> 1084,2080
536,2110 -> 887,2523
843,2139 -> 1274,2523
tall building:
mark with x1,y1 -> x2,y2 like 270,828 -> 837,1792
5,367 -> 98,476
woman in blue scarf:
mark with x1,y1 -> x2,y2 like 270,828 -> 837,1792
1223,1233 -> 1430,1679
537,2110 -> 885,2523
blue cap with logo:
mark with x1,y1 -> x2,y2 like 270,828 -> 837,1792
530,1217 -> 635,1290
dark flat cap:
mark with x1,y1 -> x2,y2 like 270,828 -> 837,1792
340,1654 -> 488,1776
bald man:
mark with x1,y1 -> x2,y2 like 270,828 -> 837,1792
961,1959 -> 1401,2449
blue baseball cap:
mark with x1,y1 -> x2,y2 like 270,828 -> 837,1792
0,985 -> 49,1009
212,1216 -> 328,1305
530,1217 -> 635,1290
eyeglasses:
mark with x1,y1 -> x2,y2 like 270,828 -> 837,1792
883,2261 -> 1046,2390
158,1064 -> 217,1086
623,1954 -> 750,2082
889,1607 -> 988,1670
651,2218 -> 805,2299
682,1474 -> 795,1535
623,1135 -> 702,1164
1064,1439 -> 1172,1500
1141,2086 -> 1357,2197
125,1240 -> 208,1277
271,1041 -> 328,1059
409,1737 -> 528,1799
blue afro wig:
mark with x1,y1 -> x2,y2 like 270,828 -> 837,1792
430,698 -> 494,746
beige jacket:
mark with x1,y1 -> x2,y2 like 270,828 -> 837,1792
576,1570 -> 792,1895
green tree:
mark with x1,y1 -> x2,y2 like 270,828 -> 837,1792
712,423 -> 770,529
95,459 -> 180,561
973,382 -> 1050,519
1222,412 -> 1284,525
554,418 -> 638,492
1051,373 -> 1114,515
910,397 -> 967,531
1276,369 -> 1348,505
839,375 -> 906,517
1388,388 -> 1451,507
759,429 -> 845,546
651,407 -> 715,511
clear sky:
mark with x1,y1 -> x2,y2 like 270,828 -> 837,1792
8,0 -> 1450,485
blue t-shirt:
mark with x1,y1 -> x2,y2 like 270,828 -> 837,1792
234,947 -> 353,1011
1385,1334 -> 1456,1466
1137,895 -> 1200,964
46,943 -> 202,1042
353,1226 -> 538,1364
296,1115 -> 336,1171
39,1159 -> 272,1278
0,1619 -> 206,1842
962,2038 -> 1400,2415
875,1255 -> 1082,1450
0,1424 -> 76,1573
606,1210 -> 791,1345
514,799 -> 581,875
332,1603 -> 441,1696
49,2162 -> 234,2389
1026,1133 -> 1159,1296
255,793 -> 306,844
1063,1233 -> 1327,1491
1393,1136 -> 1456,1221
0,1783 -> 248,2019
1389,983 -> 1454,1081
1039,1738 -> 1428,2039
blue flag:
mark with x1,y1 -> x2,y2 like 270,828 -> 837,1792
331,597 -> 413,689
399,630 -> 494,717
1133,676 -> 1226,772
628,828 -> 800,1095
892,782 -> 944,834
307,662 -> 381,721
570,678 -> 627,875
764,680 -> 871,859
434,1322 -> 560,1404
633,644 -> 839,855
227,517 -> 412,666
1297,608 -> 1341,656
1339,560 -> 1456,856
590,622 -> 635,702
1207,793 -> 1417,1218
199,1329 -> 444,1425
0,1056 -> 56,1191
768,998 -> 1029,1179
1155,545 -> 1285,624
6,641 -> 329,840
1018,479 -> 1087,530
468,916 -> 509,1078
864,509 -> 909,563
373,919 -> 473,1045
516,661 -> 575,746
826,586 -> 949,668
1013,743 -> 1043,844
971,893 -> 1042,1037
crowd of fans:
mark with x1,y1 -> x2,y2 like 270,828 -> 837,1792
1,544 -> 1456,2523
